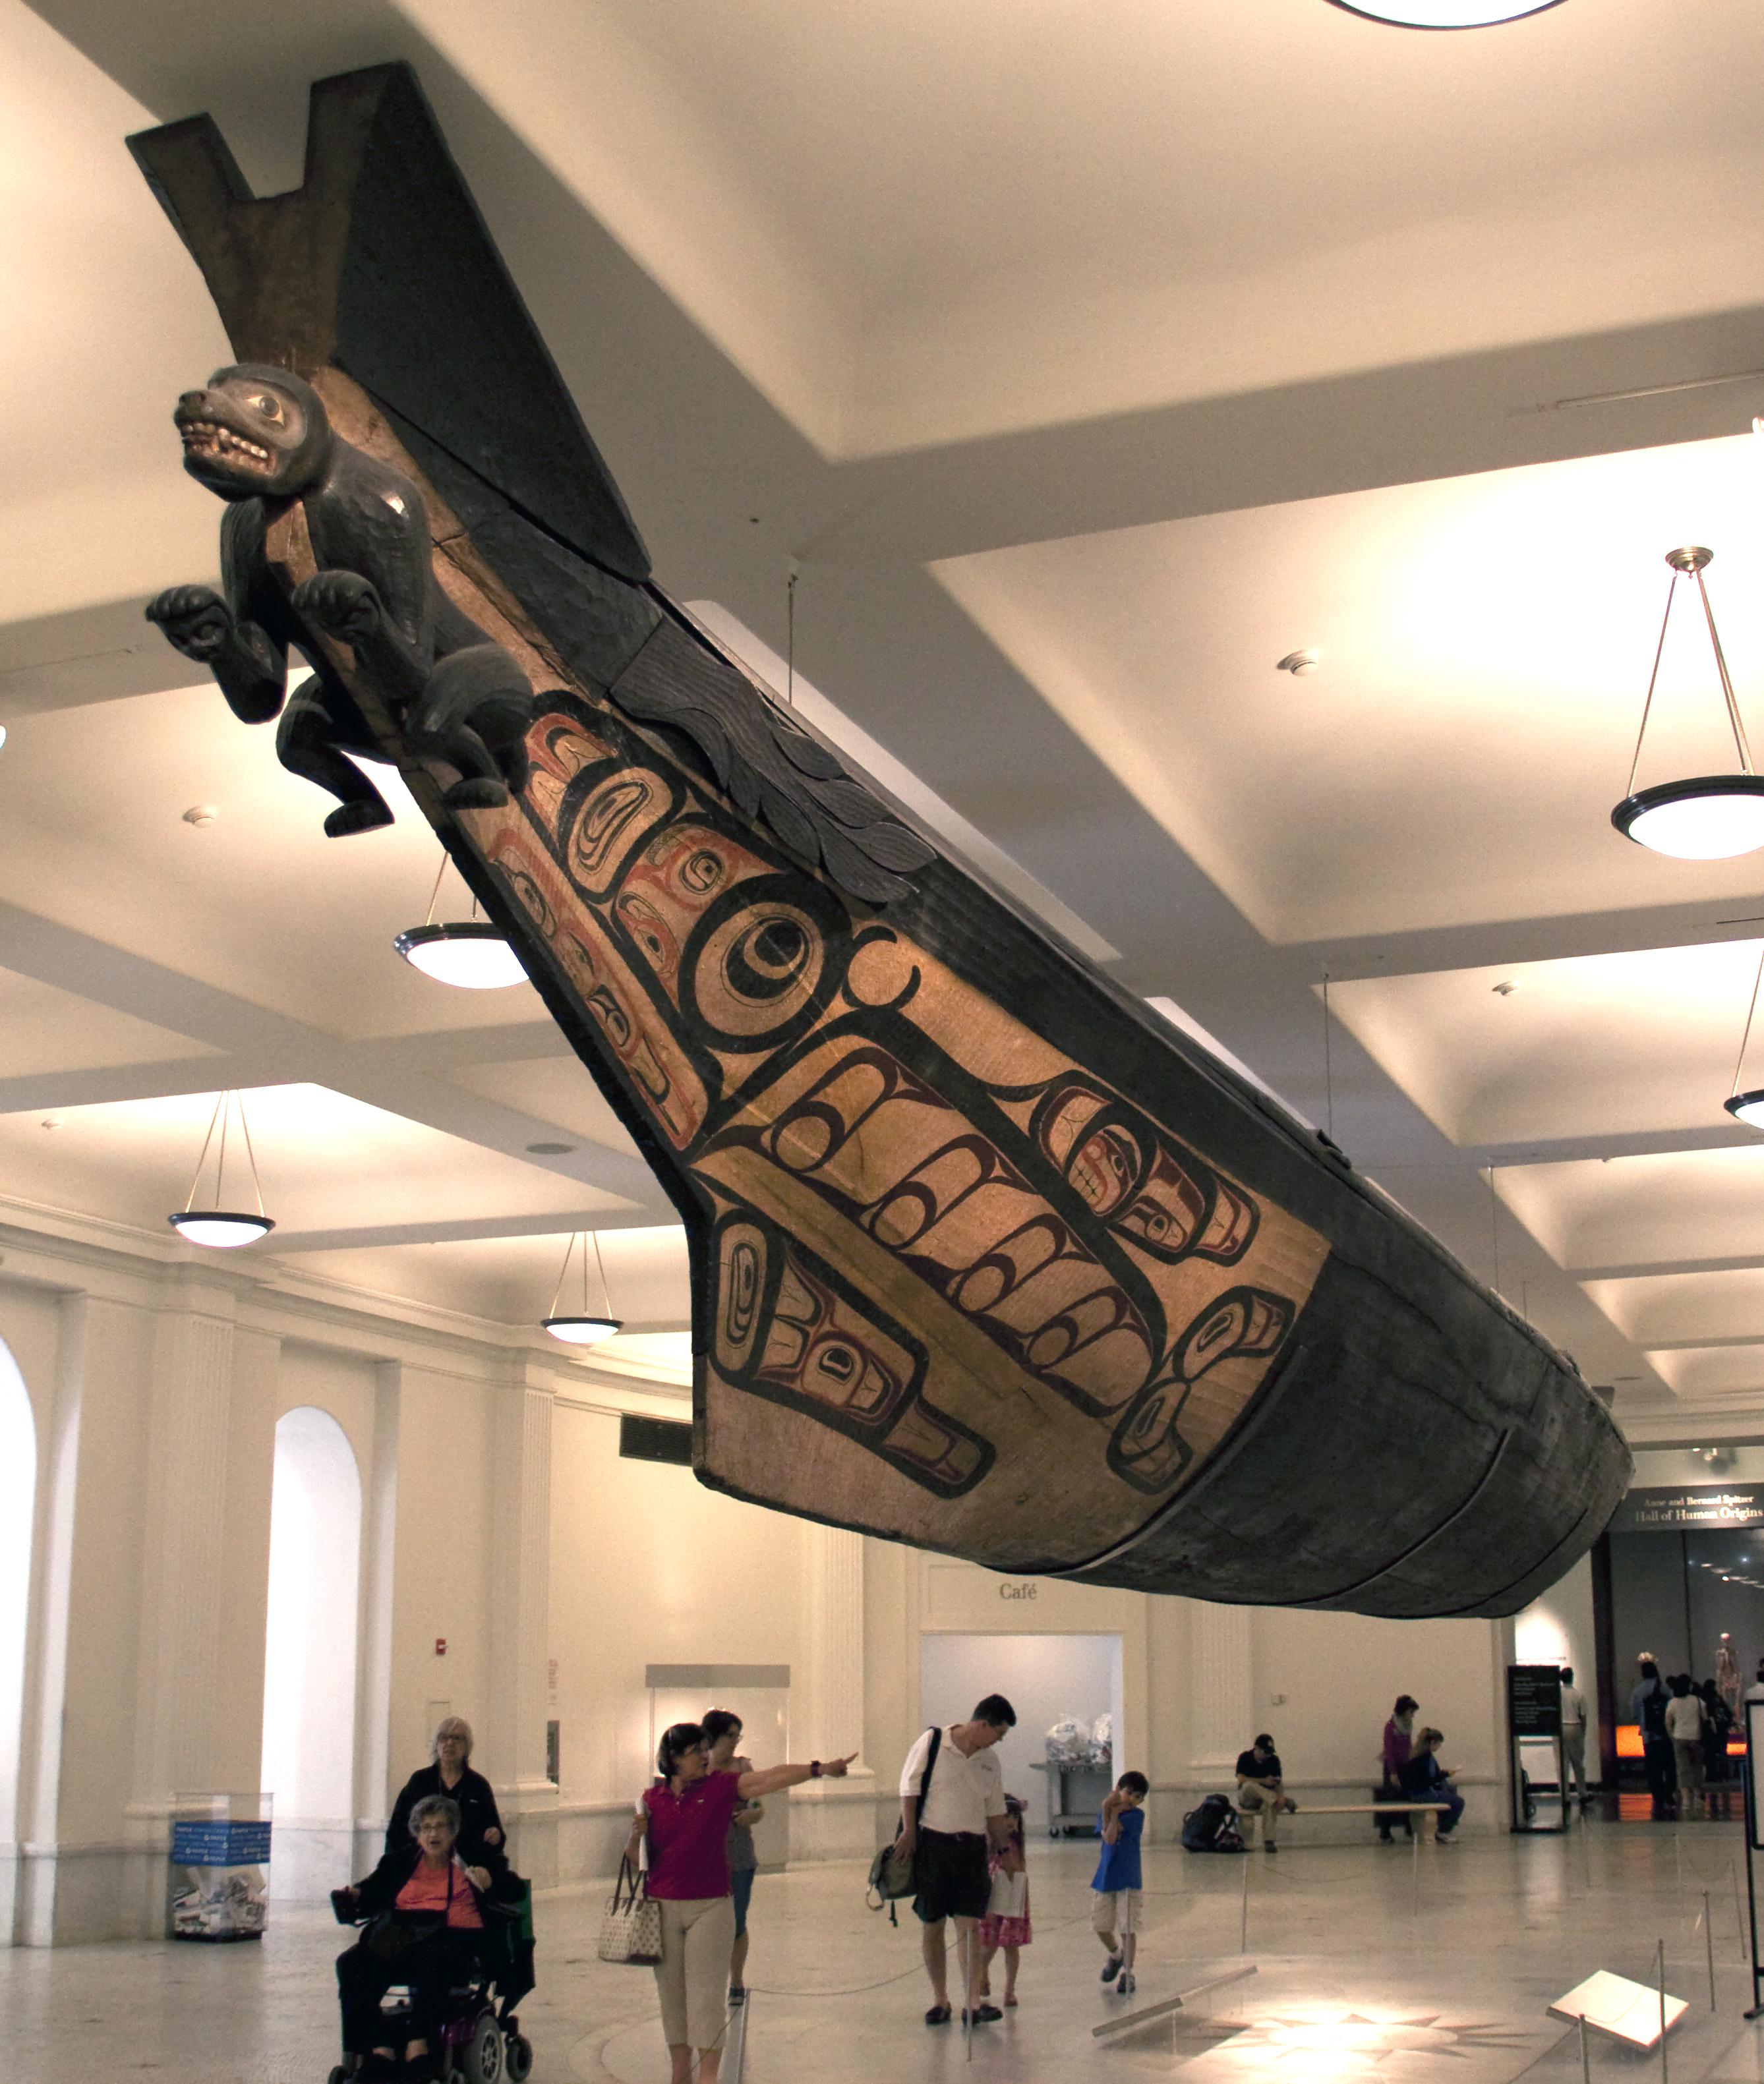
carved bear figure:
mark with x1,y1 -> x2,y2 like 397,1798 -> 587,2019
146,363 -> 534,834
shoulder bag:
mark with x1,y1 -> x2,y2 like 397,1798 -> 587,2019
597,1854 -> 662,1966
867,1724 -> 943,1916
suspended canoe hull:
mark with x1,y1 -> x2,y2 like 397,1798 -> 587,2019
130,64 -> 1630,1617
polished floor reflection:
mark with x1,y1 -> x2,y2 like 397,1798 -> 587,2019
9,1820 -> 1764,2082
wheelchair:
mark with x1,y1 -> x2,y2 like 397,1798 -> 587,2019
330,1890 -> 534,2084
326,1971 -> 531,2084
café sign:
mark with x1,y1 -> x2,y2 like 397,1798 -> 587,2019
1608,1484 -> 1764,1534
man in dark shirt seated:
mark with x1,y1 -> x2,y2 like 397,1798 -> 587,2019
1235,1734 -> 1296,1853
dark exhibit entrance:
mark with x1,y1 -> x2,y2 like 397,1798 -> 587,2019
1599,1525 -> 1758,1803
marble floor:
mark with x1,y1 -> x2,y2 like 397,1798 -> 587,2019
10,1820 -> 1764,2084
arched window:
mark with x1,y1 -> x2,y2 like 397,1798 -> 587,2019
260,1406 -> 361,1897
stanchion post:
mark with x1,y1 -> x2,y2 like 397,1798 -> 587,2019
1578,2010 -> 1590,2084
1239,1846 -> 1249,1955
1412,1816 -> 1421,1914
1657,1937 -> 1668,2084
1705,1890 -> 1717,2012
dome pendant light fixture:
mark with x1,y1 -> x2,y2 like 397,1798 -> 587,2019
1725,946 -> 1764,1132
542,1229 -> 622,1346
394,852 -> 529,989
1611,548 -> 1764,861
1324,0 -> 1566,24
167,1089 -> 276,1247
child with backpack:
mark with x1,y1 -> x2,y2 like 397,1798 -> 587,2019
1092,1771 -> 1148,1996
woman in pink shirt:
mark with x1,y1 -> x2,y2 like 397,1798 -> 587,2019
624,1722 -> 854,2084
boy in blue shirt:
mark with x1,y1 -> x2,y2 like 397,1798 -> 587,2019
1091,1770 -> 1148,1995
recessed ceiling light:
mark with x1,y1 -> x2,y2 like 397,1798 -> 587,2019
39,1117 -> 60,1131
1325,0 -> 1565,21
1276,650 -> 1320,676
182,804 -> 218,826
1492,981 -> 1517,997
525,1141 -> 577,1156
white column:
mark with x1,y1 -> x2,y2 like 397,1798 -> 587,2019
794,1522 -> 876,1861
1191,1599 -> 1254,1770
484,1358 -> 556,1882
132,1283 -> 238,1807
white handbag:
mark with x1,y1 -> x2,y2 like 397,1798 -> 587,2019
597,1855 -> 662,1965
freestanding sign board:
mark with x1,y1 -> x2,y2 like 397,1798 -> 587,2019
1508,1664 -> 1566,1834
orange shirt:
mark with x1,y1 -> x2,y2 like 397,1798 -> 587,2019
396,1856 -> 484,1929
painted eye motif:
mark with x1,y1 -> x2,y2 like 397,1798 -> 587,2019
249,394 -> 283,422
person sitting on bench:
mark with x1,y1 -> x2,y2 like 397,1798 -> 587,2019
1399,1727 -> 1464,1841
1235,1735 -> 1296,1853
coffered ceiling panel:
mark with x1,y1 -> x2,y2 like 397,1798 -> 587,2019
1326,942 -> 1764,1149
0,1084 -> 635,1239
0,963 -> 218,1079
1497,1147 -> 1764,1277
1582,1269 -> 1764,1352
936,437 -> 1764,945
0,685 -> 547,1039
283,1223 -> 689,1326
1649,1346 -> 1764,1401
448,1056 -> 641,1159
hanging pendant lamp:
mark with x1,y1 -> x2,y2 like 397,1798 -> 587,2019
1612,548 -> 1764,860
543,1229 -> 622,1346
1326,1 -> 1564,22
167,1090 -> 276,1246
394,852 -> 528,989
1725,946 -> 1764,1130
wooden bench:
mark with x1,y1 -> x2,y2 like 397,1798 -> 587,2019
1235,1799 -> 1449,1846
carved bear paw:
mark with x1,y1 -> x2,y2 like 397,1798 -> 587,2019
145,583 -> 234,661
442,777 -> 510,812
322,799 -> 397,839
293,569 -> 384,643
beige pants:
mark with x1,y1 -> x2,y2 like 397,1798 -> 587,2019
1237,1784 -> 1287,1843
654,1896 -> 735,2051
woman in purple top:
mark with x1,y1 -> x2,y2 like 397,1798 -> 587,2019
1378,1696 -> 1419,1843
624,1722 -> 854,2084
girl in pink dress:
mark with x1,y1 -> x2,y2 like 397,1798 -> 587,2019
977,1794 -> 1031,2007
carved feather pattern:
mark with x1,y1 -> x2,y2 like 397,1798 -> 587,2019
608,616 -> 937,906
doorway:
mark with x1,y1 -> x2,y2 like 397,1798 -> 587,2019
260,1406 -> 361,1897
920,1633 -> 1123,1837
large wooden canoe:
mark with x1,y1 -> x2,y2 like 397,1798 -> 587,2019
131,64 -> 1630,1616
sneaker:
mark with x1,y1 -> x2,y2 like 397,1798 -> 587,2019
962,2004 -> 1003,2024
728,1986 -> 746,2008
1119,1972 -> 1137,1997
1435,1833 -> 1456,1847
1101,1955 -> 1123,1983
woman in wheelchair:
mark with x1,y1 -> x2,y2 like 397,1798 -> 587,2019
335,1795 -> 519,2079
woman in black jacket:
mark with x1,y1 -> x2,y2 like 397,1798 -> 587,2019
385,1716 -> 505,1863
338,1795 -> 515,2076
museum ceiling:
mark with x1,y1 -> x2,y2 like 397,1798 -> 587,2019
3,0 -> 1763,1437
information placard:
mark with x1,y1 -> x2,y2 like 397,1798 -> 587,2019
1508,1664 -> 1564,1737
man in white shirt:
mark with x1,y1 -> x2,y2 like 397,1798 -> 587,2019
1558,1667 -> 1589,1808
896,1693 -> 1015,2029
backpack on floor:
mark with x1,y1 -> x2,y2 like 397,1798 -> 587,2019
1181,1792 -> 1245,1853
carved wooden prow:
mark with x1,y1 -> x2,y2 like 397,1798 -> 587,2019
129,65 -> 1630,1616
131,63 -> 651,585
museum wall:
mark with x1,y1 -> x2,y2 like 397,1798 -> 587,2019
0,1206 -> 1537,1945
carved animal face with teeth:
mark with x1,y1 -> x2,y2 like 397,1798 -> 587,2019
172,363 -> 330,501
